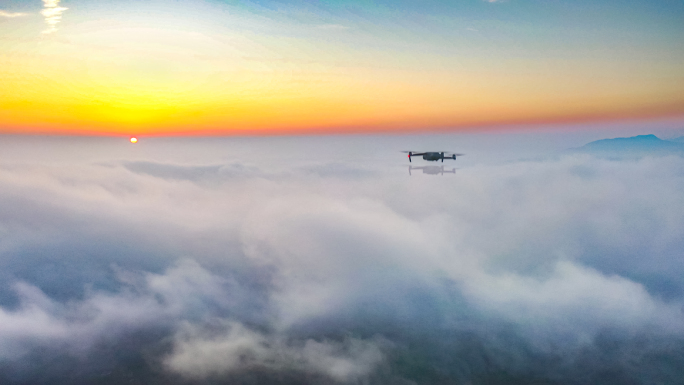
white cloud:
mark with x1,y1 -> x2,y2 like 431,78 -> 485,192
0,281 -> 165,359
0,10 -> 28,18
165,320 -> 384,381
0,135 -> 683,382
463,261 -> 684,347
0,260 -> 238,360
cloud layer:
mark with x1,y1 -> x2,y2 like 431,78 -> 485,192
0,136 -> 683,384
0,11 -> 28,18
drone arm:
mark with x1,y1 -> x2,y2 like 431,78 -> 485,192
405,152 -> 426,162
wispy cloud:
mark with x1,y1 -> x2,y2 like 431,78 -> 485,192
41,0 -> 67,34
166,320 -> 384,381
0,10 -> 28,18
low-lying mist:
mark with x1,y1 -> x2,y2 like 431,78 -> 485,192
0,133 -> 683,384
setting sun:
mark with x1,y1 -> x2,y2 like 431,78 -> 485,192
130,137 -> 138,143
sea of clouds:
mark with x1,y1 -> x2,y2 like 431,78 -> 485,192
0,133 -> 683,384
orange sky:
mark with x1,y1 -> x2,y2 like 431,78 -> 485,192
1,0 -> 683,136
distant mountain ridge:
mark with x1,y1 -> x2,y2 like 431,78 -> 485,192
575,134 -> 684,157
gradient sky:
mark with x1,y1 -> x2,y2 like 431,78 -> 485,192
1,0 -> 683,135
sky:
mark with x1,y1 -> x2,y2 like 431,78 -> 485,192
1,132 -> 684,384
1,0 -> 684,135
2,1 -> 684,383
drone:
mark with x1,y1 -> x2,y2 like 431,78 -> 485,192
402,151 -> 464,162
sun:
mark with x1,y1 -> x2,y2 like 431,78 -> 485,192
130,137 -> 138,144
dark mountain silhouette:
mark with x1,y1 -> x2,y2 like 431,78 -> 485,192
574,134 -> 684,157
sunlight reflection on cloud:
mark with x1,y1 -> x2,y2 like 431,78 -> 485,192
41,0 -> 67,34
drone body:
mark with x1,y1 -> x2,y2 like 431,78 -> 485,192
402,151 -> 463,162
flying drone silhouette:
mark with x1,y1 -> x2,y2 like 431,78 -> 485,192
401,151 -> 464,162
